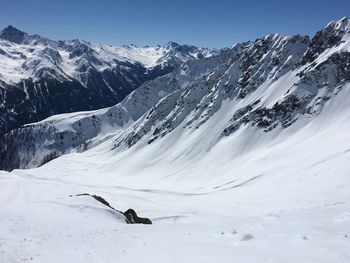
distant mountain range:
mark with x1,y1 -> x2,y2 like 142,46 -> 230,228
1,17 -> 350,170
0,25 -> 217,135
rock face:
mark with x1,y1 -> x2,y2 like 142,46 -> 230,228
0,25 -> 28,44
302,17 -> 350,64
0,26 -> 217,135
1,17 -> 350,171
123,209 -> 152,225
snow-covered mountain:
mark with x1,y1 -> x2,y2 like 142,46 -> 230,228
0,25 -> 217,135
2,18 -> 350,171
1,18 -> 350,263
0,48 -> 231,169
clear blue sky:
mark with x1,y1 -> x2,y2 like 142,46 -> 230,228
0,0 -> 349,48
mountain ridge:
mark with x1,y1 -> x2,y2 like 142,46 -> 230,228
0,25 -> 217,135
0,17 -> 350,170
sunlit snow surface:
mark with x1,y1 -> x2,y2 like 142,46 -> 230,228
1,83 -> 350,262
1,18 -> 350,262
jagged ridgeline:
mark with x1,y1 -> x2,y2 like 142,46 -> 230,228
1,17 -> 350,171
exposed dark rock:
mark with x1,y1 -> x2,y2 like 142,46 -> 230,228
222,95 -> 304,135
124,209 -> 152,225
0,25 -> 28,44
75,193 -> 152,225
302,18 -> 349,65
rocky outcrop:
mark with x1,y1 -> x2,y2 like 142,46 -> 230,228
75,193 -> 152,225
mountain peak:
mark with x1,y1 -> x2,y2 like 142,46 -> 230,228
301,16 -> 350,64
335,16 -> 350,31
324,16 -> 350,32
0,25 -> 28,44
165,41 -> 181,48
339,16 -> 348,23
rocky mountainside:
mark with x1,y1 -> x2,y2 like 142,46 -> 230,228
112,17 -> 350,149
0,46 -> 232,170
0,25 -> 216,135
1,17 -> 350,171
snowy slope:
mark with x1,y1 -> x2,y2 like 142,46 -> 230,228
0,69 -> 349,263
0,18 -> 350,263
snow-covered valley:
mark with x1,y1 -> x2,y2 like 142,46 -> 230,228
1,95 -> 350,262
1,17 -> 350,263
